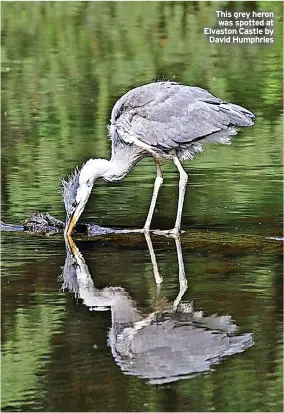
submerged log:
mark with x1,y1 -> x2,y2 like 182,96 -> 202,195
0,212 -> 120,235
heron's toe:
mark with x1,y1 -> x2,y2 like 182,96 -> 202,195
168,228 -> 180,237
151,228 -> 183,238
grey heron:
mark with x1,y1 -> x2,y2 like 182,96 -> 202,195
62,81 -> 255,235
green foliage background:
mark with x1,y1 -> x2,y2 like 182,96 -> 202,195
1,1 -> 283,224
1,1 -> 283,412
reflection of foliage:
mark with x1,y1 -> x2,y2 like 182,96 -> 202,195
2,237 -> 282,411
2,301 -> 65,409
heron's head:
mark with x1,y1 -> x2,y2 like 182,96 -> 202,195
62,160 -> 96,235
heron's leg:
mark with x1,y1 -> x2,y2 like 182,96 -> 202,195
143,159 -> 163,231
172,156 -> 188,234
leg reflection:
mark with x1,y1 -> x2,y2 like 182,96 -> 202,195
173,235 -> 188,311
144,231 -> 163,285
144,231 -> 188,310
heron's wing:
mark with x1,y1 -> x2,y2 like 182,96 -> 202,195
112,82 -> 255,150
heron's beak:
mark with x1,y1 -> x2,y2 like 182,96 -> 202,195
64,185 -> 92,236
64,210 -> 79,236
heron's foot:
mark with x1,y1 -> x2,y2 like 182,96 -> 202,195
128,227 -> 185,238
151,228 -> 184,238
142,226 -> 151,234
124,228 -> 144,234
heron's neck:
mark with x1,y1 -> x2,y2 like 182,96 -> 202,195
90,154 -> 140,182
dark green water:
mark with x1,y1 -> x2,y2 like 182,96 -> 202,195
1,2 -> 283,412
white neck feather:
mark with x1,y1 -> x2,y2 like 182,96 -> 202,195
81,143 -> 145,184
82,157 -> 133,183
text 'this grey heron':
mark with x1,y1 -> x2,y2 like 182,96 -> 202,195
62,81 -> 255,235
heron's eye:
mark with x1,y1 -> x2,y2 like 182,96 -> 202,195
72,201 -> 77,208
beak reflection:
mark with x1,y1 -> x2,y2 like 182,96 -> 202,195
65,232 -> 78,256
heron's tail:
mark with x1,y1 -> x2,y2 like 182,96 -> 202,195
220,103 -> 255,127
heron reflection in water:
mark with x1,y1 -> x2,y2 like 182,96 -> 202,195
61,234 -> 254,384
62,81 -> 255,235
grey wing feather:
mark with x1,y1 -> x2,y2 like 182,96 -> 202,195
111,82 -> 255,150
